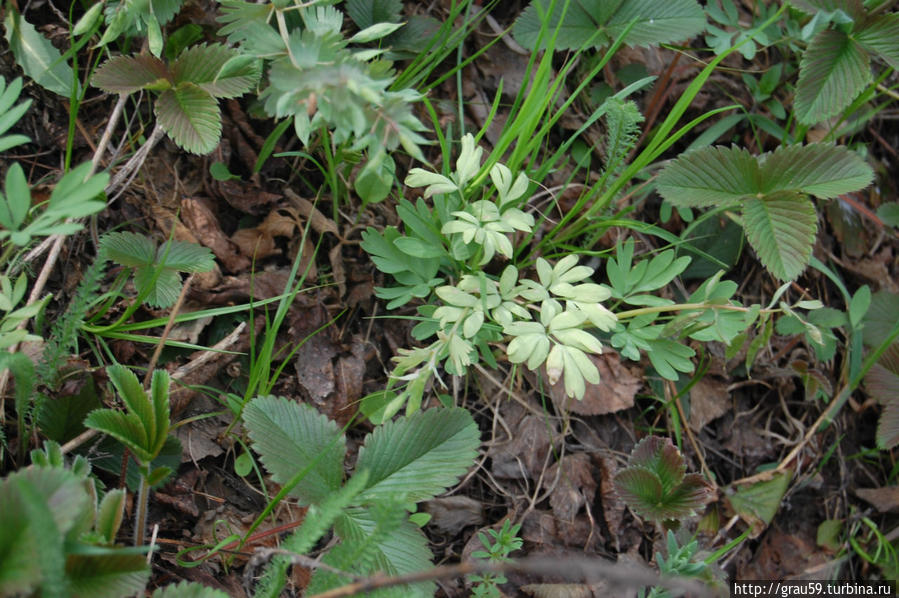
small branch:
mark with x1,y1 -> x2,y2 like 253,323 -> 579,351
304,555 -> 722,598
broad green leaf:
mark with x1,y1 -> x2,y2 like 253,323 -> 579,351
155,240 -> 215,272
877,202 -> 899,228
759,144 -> 873,199
171,43 -> 260,98
92,55 -> 171,94
393,237 -> 445,259
350,22 -> 404,44
0,163 -> 30,230
345,0 -> 403,29
47,163 -> 108,218
355,152 -> 395,204
728,472 -> 791,531
855,14 -> 899,70
790,0 -> 865,20
795,29 -> 870,125
656,145 -> 759,208
67,554 -> 150,598
513,0 -> 606,51
133,267 -> 181,308
3,7 -> 79,97
742,192 -> 817,281
243,396 -> 346,505
15,478 -> 67,596
95,489 -> 126,543
156,82 -> 221,154
84,410 -> 152,462
646,338 -> 695,380
605,0 -> 706,48
863,291 -> 899,348
355,408 -> 479,503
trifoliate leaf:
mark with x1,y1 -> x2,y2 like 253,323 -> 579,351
794,29 -> 870,125
742,191 -> 817,282
92,55 -> 171,94
156,82 -> 221,154
243,396 -> 346,505
356,408 -> 479,503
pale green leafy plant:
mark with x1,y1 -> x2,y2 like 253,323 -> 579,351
92,43 -> 261,154
241,396 -> 480,598
217,2 -> 429,201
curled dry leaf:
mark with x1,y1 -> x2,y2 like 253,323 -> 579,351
181,197 -> 249,272
544,453 -> 597,522
688,376 -> 730,432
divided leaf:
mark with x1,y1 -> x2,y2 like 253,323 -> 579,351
156,83 -> 221,154
243,396 -> 346,505
355,408 -> 479,503
742,192 -> 817,282
794,29 -> 870,125
613,436 -> 712,523
759,144 -> 873,198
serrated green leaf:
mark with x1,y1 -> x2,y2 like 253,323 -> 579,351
3,7 -> 79,97
355,408 -> 479,503
855,13 -> 899,70
132,267 -> 180,308
152,580 -> 230,598
171,43 -> 260,98
605,0 -> 706,48
155,240 -> 215,272
84,410 -> 151,462
96,489 -> 126,543
759,144 -> 873,198
742,192 -> 817,281
156,82 -> 222,154
628,436 -> 686,493
106,364 -> 156,444
67,553 -> 150,598
513,0 -> 607,51
243,396 -> 345,505
795,29 -> 870,125
657,145 -> 759,208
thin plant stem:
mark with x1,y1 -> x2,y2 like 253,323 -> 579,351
134,471 -> 150,547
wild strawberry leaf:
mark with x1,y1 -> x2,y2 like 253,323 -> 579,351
171,43 -> 260,98
727,472 -> 791,532
795,29 -> 871,125
855,14 -> 899,70
155,82 -> 221,154
155,240 -> 215,273
92,55 -> 170,94
628,436 -> 686,493
742,191 -> 817,281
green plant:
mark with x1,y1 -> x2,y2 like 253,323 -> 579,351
84,365 -> 180,546
0,441 -> 149,597
642,531 -> 715,598
613,436 -> 713,527
217,2 -> 429,203
92,43 -> 261,154
468,519 -> 523,597
790,0 -> 899,125
656,143 -> 874,281
240,396 -> 480,597
99,231 -> 215,309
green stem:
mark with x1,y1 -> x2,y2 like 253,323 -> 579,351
615,302 -> 775,321
134,470 -> 150,547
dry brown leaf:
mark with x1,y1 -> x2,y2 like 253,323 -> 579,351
593,451 -> 626,541
545,453 -> 597,522
284,188 -> 339,237
549,352 -> 640,416
423,496 -> 485,534
490,414 -> 559,480
216,178 -> 281,214
231,209 -> 297,260
294,333 -> 337,404
181,197 -> 250,272
738,524 -> 836,580
329,243 -> 346,298
688,376 -> 730,432
856,486 -> 899,513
